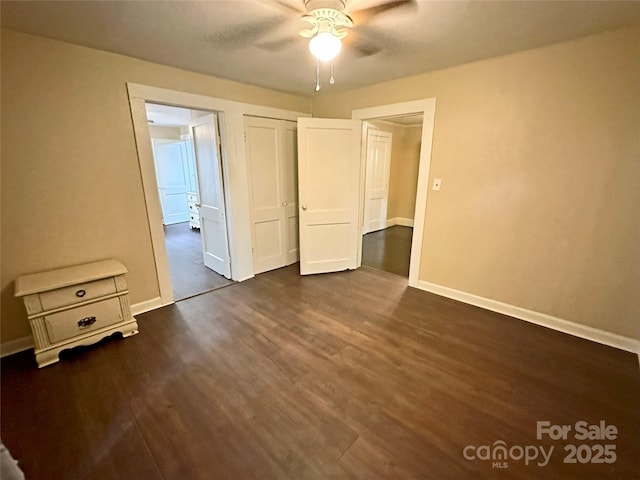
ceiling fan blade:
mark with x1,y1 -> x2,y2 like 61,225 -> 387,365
344,24 -> 401,57
257,36 -> 299,51
342,32 -> 381,57
204,17 -> 283,49
272,0 -> 306,14
353,42 -> 383,57
349,0 -> 416,23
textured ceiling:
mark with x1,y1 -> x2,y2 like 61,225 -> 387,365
2,0 -> 640,96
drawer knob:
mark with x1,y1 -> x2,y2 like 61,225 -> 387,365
75,289 -> 86,298
77,316 -> 97,328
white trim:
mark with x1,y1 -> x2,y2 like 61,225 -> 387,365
129,96 -> 175,305
131,297 -> 166,316
0,336 -> 34,357
417,280 -> 640,355
128,83 -> 307,122
391,217 -> 414,228
5,288 -> 636,359
384,217 -> 414,228
352,98 -> 437,288
126,83 -> 310,306
0,297 -> 169,358
372,119 -> 424,130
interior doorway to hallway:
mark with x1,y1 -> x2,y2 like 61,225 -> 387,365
360,114 -> 424,278
145,103 -> 233,301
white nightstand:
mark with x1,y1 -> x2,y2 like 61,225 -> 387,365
14,259 -> 139,368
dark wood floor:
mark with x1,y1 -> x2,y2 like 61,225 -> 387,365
164,222 -> 233,300
362,226 -> 413,277
2,265 -> 639,479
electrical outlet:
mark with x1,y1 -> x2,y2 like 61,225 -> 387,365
432,178 -> 442,191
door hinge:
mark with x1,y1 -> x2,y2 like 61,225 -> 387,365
243,131 -> 247,142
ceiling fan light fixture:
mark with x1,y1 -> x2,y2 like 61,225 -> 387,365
309,31 -> 342,61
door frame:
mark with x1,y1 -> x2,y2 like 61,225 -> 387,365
352,98 -> 436,288
127,83 -> 309,308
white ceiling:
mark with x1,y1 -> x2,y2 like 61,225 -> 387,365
2,1 -> 640,96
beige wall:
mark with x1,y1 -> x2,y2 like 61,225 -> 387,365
389,125 -> 421,221
0,29 -> 311,344
367,121 -> 421,221
314,26 -> 640,339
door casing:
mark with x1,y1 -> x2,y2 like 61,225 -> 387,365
352,99 -> 437,288
127,83 -> 309,309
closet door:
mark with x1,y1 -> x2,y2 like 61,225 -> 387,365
244,116 -> 294,274
297,118 -> 361,275
281,121 -> 299,265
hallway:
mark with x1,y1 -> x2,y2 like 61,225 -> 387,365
164,222 -> 233,300
362,225 -> 413,277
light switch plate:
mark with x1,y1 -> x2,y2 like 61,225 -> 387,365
433,178 -> 442,191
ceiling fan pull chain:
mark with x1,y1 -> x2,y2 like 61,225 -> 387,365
315,59 -> 321,92
329,60 -> 335,85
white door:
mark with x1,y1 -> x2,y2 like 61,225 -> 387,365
363,129 -> 392,233
244,116 -> 287,274
245,117 -> 299,274
297,118 -> 361,275
152,140 -> 190,225
282,121 -> 300,265
190,114 -> 231,278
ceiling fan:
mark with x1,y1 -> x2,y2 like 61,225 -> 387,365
212,0 -> 415,91
296,0 -> 417,90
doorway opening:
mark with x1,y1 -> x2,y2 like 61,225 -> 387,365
352,98 -> 436,288
361,115 -> 424,278
145,103 -> 233,301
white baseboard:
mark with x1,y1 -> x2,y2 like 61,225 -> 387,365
417,280 -> 640,355
0,297 -> 167,358
6,287 -> 636,360
385,217 -> 414,228
1,335 -> 34,358
395,217 -> 415,227
234,274 -> 255,282
131,296 -> 165,316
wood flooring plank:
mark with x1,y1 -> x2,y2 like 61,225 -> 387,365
164,222 -> 233,300
2,264 -> 638,479
362,225 -> 413,277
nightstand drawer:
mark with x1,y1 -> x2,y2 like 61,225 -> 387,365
188,202 -> 198,213
187,193 -> 198,203
40,277 -> 117,311
44,297 -> 122,344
